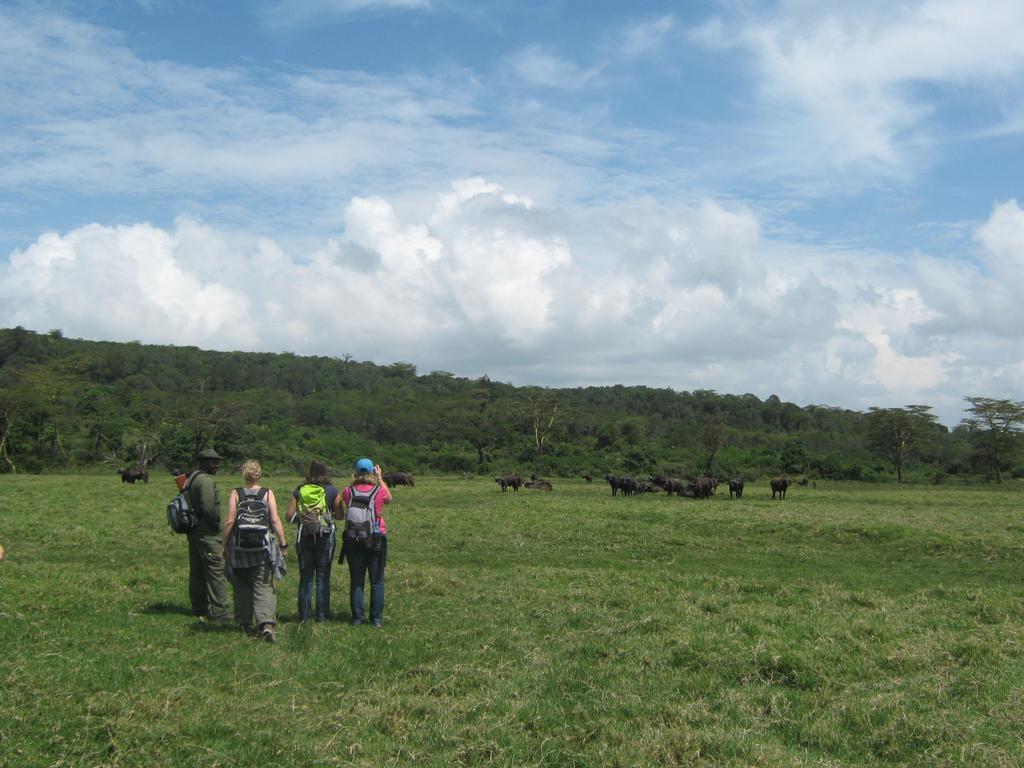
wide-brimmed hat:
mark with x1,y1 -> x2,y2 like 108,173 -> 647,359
197,448 -> 223,460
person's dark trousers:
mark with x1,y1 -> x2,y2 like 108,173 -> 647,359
297,532 -> 335,622
187,531 -> 230,620
346,536 -> 386,624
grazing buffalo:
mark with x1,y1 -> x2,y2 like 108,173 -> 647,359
525,480 -> 553,491
583,474 -> 593,483
606,474 -> 620,496
118,467 -> 149,484
383,471 -> 415,487
727,478 -> 744,499
797,478 -> 809,487
692,476 -> 714,499
770,477 -> 791,500
618,476 -> 639,497
495,474 -> 523,492
661,477 -> 689,496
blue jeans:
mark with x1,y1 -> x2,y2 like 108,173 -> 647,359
297,531 -> 335,621
346,536 -> 386,624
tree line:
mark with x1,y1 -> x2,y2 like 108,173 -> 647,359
1,327 -> 1021,483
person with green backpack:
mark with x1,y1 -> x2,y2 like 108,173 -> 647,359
285,459 -> 341,623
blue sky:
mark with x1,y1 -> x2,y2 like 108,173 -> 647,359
2,0 -> 1023,425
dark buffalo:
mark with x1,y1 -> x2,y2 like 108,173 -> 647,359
495,473 -> 522,492
606,473 -> 620,496
770,477 -> 791,500
618,476 -> 639,497
118,467 -> 149,484
692,479 -> 716,501
657,477 -> 689,496
525,480 -> 553,491
727,478 -> 744,499
692,476 -> 713,499
583,474 -> 593,483
383,471 -> 415,487
797,478 -> 809,487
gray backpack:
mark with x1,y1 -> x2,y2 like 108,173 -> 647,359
167,471 -> 200,534
344,484 -> 382,553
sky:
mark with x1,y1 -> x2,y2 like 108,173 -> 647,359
1,0 -> 1023,425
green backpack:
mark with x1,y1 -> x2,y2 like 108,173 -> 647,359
296,483 -> 332,539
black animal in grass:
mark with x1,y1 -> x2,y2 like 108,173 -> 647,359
692,476 -> 714,499
383,471 -> 415,487
618,476 -> 639,497
495,473 -> 523,492
770,477 -> 791,500
651,475 -> 688,496
727,478 -> 744,499
606,473 -> 620,496
118,467 -> 149,484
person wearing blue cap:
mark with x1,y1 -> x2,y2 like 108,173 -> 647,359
340,457 -> 392,627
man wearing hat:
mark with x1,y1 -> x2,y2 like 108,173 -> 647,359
188,448 -> 230,623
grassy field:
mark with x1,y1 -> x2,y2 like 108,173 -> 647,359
1,474 -> 1023,767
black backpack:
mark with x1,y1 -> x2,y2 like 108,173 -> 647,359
234,487 -> 271,551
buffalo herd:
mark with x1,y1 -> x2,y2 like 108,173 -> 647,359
602,473 -> 799,500
121,460 -> 800,500
495,473 -> 555,491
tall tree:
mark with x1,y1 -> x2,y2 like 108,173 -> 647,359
865,405 -> 937,483
961,397 -> 1024,482
526,392 -> 562,454
700,417 -> 726,473
459,385 -> 499,466
780,438 -> 810,476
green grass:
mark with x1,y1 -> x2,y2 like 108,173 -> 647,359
2,476 -> 1023,766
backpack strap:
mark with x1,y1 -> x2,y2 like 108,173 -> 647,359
347,484 -> 381,533
247,487 -> 269,501
348,483 -> 380,503
184,470 -> 203,514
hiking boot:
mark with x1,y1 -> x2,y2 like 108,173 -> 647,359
260,624 -> 276,643
372,619 -> 383,628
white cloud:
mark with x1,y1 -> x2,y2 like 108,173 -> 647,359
507,45 -> 600,90
974,198 -> 1024,275
261,0 -> 431,29
620,15 -> 677,58
695,0 -> 1024,178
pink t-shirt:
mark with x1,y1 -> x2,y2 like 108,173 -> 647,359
342,482 -> 391,535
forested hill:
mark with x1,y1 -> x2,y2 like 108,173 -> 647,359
0,326 -> 1001,482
